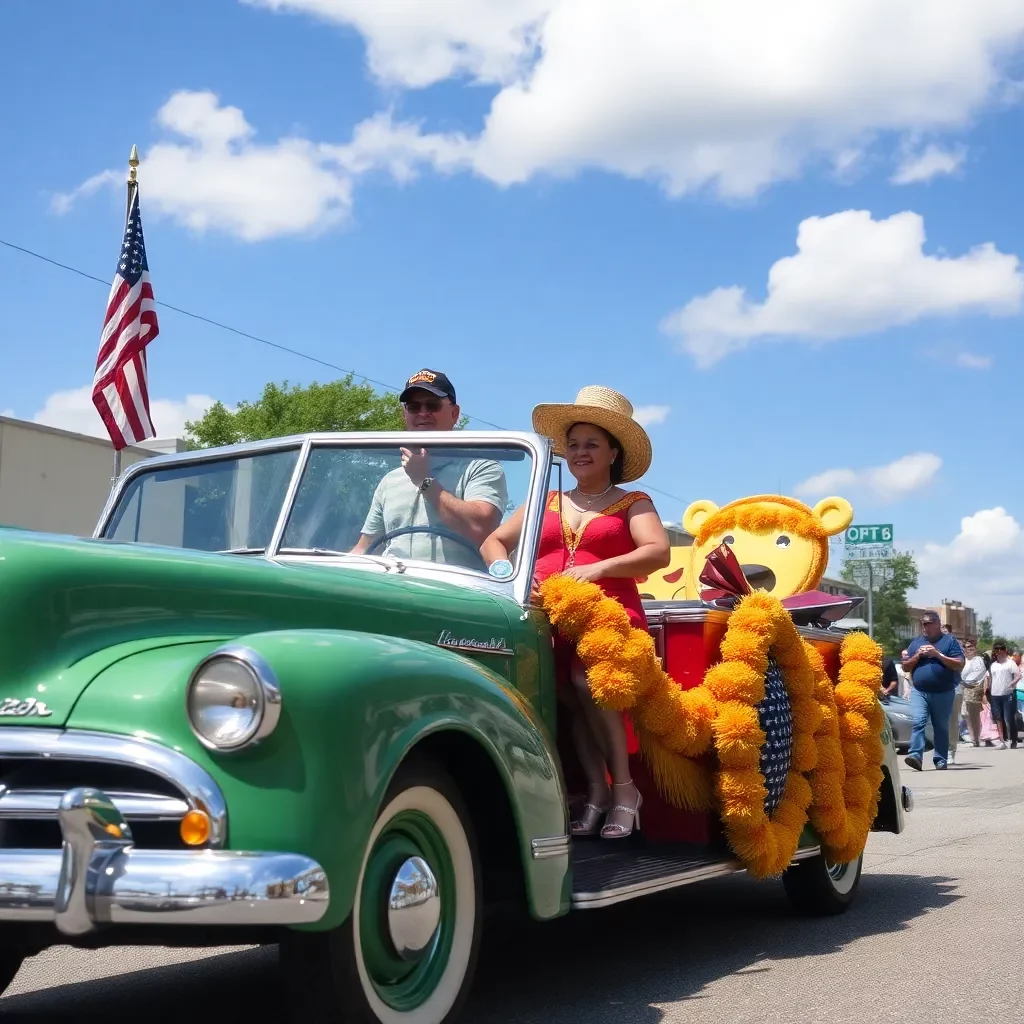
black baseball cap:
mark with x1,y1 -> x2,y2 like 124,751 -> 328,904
400,369 -> 456,404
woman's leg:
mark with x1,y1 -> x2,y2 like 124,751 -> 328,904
569,658 -> 639,836
564,662 -> 610,834
966,701 -> 982,745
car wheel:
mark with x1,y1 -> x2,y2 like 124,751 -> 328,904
282,759 -> 482,1024
782,852 -> 863,916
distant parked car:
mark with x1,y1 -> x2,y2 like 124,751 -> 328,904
883,694 -> 934,753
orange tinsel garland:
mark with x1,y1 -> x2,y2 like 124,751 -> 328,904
538,574 -> 717,811
805,631 -> 886,864
537,576 -> 886,875
702,592 -> 823,878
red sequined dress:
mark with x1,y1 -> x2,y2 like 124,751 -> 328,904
534,490 -> 652,753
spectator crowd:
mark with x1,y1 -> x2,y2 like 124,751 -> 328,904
881,612 -> 1021,770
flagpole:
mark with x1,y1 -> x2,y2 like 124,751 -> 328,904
110,144 -> 140,490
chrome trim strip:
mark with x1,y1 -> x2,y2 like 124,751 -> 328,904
571,846 -> 822,909
790,844 -> 822,862
0,789 -> 188,821
531,835 -> 570,860
266,437 -> 313,557
0,787 -> 328,933
796,625 -> 847,643
0,729 -> 227,848
642,604 -> 732,626
573,859 -> 740,909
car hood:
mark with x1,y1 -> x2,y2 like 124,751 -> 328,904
0,529 -> 518,726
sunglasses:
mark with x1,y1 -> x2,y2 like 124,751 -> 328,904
404,399 -> 448,413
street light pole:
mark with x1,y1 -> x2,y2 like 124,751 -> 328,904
867,560 -> 874,639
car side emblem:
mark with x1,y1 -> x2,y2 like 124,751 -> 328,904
0,697 -> 53,718
436,630 -> 513,656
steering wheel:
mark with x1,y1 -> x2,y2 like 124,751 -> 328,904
366,525 -> 488,572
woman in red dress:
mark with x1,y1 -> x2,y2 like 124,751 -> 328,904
482,387 -> 670,839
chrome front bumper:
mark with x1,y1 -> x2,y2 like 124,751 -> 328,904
0,788 -> 329,935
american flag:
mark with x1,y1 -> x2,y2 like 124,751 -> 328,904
92,186 -> 160,450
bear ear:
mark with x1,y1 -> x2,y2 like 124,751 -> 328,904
684,499 -> 719,535
813,496 -> 854,536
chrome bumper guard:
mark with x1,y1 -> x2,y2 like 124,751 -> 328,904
0,788 -> 329,935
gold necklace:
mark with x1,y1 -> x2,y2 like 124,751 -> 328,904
571,483 -> 613,511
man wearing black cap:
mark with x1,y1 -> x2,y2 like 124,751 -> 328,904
351,369 -> 507,566
902,610 -> 965,771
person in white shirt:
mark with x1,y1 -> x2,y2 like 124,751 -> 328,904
987,641 -> 1020,749
956,639 -> 989,755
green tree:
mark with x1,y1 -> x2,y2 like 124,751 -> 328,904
977,615 -> 994,649
841,551 -> 919,655
184,376 -> 406,448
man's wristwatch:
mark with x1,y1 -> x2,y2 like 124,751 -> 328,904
419,476 -> 436,494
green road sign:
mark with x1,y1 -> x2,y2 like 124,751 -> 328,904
845,524 -> 893,545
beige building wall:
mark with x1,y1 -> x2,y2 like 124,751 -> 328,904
0,415 -> 183,539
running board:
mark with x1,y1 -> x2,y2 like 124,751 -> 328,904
571,840 -> 821,910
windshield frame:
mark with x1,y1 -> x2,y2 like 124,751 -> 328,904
94,430 -> 553,608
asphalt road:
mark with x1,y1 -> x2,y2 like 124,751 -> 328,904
2,744 -> 1022,1023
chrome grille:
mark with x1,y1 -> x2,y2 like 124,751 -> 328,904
0,760 -> 192,849
0,729 -> 227,849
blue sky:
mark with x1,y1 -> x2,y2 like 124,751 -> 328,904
2,1 -> 1024,627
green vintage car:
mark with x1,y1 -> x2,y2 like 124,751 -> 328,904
0,431 -> 911,1022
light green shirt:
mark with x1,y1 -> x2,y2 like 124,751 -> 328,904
361,457 -> 507,568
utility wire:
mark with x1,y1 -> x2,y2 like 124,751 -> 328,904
0,236 -> 687,507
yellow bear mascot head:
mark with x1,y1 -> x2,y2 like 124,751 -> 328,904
682,494 -> 854,599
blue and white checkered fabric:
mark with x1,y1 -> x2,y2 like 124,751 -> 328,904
757,657 -> 793,815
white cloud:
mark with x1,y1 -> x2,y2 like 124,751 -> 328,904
891,144 -> 966,185
912,508 -> 1024,629
325,110 -> 472,183
50,170 -> 121,215
250,1 -> 1024,199
632,405 -> 670,427
956,351 -> 994,369
660,210 -> 1023,367
32,386 -> 216,441
244,0 -> 551,87
0,408 -> 14,418
795,452 -> 942,503
54,92 -> 471,241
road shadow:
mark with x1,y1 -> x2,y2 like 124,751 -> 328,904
0,871 -> 959,1022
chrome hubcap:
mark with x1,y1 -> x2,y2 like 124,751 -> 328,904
387,856 -> 440,961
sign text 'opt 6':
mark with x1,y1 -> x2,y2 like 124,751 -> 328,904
845,524 -> 893,562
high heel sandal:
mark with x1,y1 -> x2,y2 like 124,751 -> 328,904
600,782 -> 642,840
570,795 -> 609,837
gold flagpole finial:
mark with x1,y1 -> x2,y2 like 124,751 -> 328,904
128,144 -> 139,184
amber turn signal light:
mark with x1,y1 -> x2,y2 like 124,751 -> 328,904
180,809 -> 211,847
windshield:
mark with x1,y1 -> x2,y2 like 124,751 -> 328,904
280,444 -> 531,574
104,448 -> 300,551
101,440 -> 535,577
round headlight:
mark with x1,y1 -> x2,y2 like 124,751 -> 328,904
187,648 -> 281,751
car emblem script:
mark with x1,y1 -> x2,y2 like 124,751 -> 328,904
436,630 -> 512,656
0,697 -> 53,718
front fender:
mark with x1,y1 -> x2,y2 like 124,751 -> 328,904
70,629 -> 570,929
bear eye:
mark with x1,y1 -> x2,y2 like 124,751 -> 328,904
722,535 -> 735,545
776,535 -> 791,548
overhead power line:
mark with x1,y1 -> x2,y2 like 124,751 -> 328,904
0,236 -> 687,506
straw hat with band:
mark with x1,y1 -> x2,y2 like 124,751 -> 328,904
532,386 -> 652,484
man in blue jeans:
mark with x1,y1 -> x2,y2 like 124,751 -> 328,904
902,610 -> 965,771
